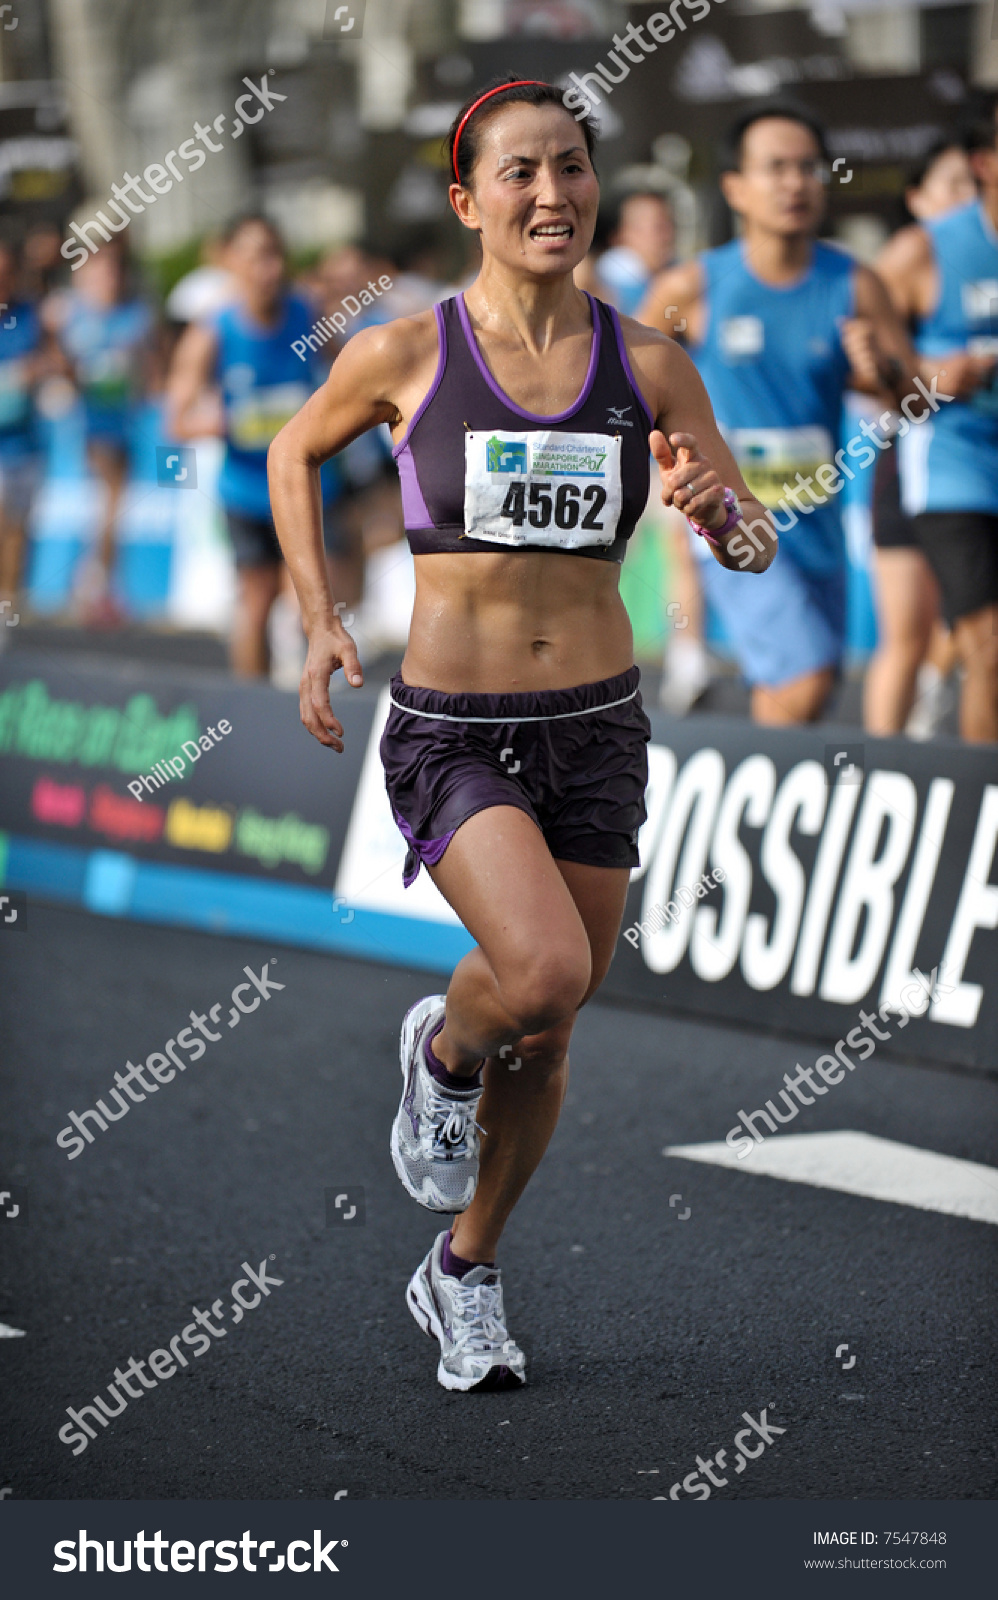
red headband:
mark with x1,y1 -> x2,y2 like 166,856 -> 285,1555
451,81 -> 550,184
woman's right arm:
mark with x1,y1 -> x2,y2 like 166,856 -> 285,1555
268,314 -> 436,751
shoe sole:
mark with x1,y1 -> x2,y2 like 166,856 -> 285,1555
390,996 -> 477,1215
406,1262 -> 526,1393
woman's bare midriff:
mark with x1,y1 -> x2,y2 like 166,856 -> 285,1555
400,550 -> 634,694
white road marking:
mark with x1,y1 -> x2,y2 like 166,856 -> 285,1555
664,1130 -> 998,1226
0,1322 -> 26,1338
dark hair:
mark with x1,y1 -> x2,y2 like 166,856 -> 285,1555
719,102 -> 829,174
906,138 -> 962,195
221,211 -> 285,250
962,94 -> 998,156
446,76 -> 598,189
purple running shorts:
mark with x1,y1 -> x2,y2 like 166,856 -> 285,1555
379,665 -> 651,887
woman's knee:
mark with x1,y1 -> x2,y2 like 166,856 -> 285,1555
497,943 -> 591,1036
507,1016 -> 575,1077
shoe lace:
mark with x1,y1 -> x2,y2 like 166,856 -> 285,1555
450,1280 -> 507,1353
423,1080 -> 484,1156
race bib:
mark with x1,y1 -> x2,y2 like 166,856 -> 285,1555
463,430 -> 622,549
726,425 -> 834,509
228,382 -> 311,451
719,316 -> 764,359
81,346 -> 134,408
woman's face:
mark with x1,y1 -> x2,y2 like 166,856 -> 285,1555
907,146 -> 976,221
456,102 -> 599,278
225,222 -> 286,300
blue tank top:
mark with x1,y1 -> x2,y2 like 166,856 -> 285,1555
59,295 -> 152,421
690,239 -> 855,578
0,301 -> 41,459
394,293 -> 653,563
213,295 -> 338,519
898,200 -> 998,516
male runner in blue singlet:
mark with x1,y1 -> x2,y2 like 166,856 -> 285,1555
883,96 -> 998,743
166,215 -> 345,677
641,104 -> 918,725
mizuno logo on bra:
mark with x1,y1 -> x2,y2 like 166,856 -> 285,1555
607,405 -> 633,425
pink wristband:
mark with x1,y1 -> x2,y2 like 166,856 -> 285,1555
687,488 -> 741,544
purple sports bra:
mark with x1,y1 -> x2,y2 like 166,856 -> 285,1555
392,293 -> 654,563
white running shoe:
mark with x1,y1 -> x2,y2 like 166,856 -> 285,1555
905,663 -> 957,741
406,1231 -> 526,1392
390,995 -> 483,1214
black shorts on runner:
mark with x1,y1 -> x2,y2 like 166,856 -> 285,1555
225,503 -> 351,568
912,511 -> 998,625
380,665 -> 651,887
872,437 -> 917,550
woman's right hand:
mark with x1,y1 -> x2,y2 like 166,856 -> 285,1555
299,623 -> 364,752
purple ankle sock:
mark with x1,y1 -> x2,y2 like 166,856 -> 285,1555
442,1232 -> 494,1280
424,1020 -> 483,1093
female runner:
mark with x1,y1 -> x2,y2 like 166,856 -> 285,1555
269,79 -> 775,1393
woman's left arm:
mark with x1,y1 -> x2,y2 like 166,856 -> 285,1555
621,318 -> 777,575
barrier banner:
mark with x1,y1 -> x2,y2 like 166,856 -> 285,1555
2,653 -> 995,1070
603,711 -> 997,1072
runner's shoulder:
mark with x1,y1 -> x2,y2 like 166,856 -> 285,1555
616,308 -> 697,421
339,308 -> 440,380
875,222 -> 935,281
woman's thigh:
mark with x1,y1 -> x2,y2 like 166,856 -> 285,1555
427,805 -> 630,1013
555,857 -> 632,1002
428,806 -> 590,989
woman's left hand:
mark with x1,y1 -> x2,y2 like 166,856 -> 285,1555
651,430 -> 727,531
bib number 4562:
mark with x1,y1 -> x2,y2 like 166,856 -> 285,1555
500,480 -> 606,531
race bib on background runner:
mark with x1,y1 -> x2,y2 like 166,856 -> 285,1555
228,382 -> 312,451
463,430 -> 621,548
726,425 -> 834,510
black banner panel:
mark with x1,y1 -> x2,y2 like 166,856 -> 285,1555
605,712 -> 998,1071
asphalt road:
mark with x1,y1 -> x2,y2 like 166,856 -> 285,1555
2,903 -> 995,1501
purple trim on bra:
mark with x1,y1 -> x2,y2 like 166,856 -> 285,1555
395,442 -> 434,529
393,808 -> 458,887
607,303 -> 655,428
392,301 -> 448,461
455,291 -> 601,423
